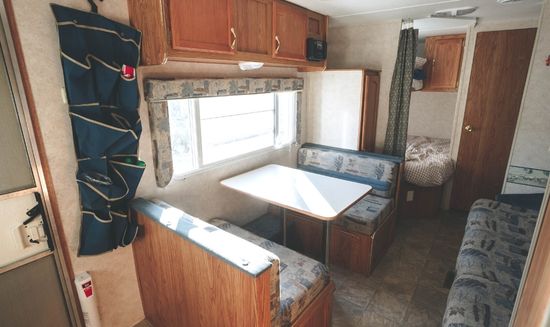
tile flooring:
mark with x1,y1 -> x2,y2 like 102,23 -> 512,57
331,211 -> 467,327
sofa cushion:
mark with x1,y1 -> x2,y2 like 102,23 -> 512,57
443,274 -> 519,327
443,199 -> 539,327
298,144 -> 401,198
334,195 -> 394,236
210,219 -> 330,326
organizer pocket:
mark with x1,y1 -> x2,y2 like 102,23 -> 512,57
111,209 -> 139,247
109,159 -> 146,202
69,111 -> 138,158
79,210 -> 114,255
116,75 -> 139,110
61,55 -> 96,105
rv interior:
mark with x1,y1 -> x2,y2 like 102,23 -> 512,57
1,0 -> 550,326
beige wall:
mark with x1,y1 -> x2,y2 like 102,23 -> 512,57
505,1 -> 550,193
408,91 -> 457,139
327,20 -> 401,151
11,1 -> 297,326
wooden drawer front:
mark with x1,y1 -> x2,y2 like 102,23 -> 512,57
235,0 -> 272,55
273,1 -> 307,61
169,0 -> 234,53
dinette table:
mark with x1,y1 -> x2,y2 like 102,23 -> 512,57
220,164 -> 372,265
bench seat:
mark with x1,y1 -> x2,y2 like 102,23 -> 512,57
443,199 -> 539,326
210,219 -> 330,326
337,195 -> 394,236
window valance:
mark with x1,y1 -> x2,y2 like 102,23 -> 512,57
144,78 -> 304,187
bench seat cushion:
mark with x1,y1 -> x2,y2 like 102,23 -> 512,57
334,194 -> 394,236
298,144 -> 400,198
210,219 -> 330,326
455,199 -> 538,290
443,199 -> 539,327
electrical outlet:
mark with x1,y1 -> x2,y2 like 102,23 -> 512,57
406,191 -> 414,202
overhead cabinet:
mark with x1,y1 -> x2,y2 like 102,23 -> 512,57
273,1 -> 307,61
128,0 -> 327,69
234,0 -> 272,55
169,0 -> 235,53
423,34 -> 465,91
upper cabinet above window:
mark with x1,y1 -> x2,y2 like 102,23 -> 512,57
169,0 -> 235,54
127,0 -> 327,69
273,1 -> 307,61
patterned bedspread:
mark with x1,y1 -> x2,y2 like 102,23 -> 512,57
443,199 -> 539,327
405,135 -> 455,187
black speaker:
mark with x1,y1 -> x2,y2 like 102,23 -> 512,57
306,38 -> 327,61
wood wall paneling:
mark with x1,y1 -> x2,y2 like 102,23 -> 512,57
513,196 -> 550,326
132,211 -> 272,327
451,29 -> 537,210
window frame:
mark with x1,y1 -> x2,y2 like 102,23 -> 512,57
170,91 -> 298,180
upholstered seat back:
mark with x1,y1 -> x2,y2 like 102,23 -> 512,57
298,144 -> 402,198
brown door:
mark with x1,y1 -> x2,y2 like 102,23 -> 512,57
234,0 -> 272,55
424,34 -> 465,91
451,28 -> 537,210
273,0 -> 307,61
169,0 -> 235,53
359,71 -> 380,152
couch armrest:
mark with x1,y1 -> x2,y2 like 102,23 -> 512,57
130,198 -> 278,326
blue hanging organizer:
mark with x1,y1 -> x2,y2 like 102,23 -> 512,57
51,4 -> 145,255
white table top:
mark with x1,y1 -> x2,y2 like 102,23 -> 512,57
221,164 -> 372,220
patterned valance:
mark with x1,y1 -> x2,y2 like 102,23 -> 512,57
144,78 -> 304,187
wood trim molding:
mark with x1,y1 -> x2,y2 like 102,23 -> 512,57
513,194 -> 550,326
1,0 -> 81,325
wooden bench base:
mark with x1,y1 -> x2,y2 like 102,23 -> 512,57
287,209 -> 397,276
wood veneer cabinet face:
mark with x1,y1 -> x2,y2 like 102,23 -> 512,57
234,0 -> 272,55
423,34 -> 465,91
169,0 -> 235,53
273,0 -> 307,61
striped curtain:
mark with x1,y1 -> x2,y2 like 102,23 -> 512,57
383,22 -> 418,157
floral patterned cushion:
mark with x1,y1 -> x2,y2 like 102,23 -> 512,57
297,144 -> 401,198
334,194 -> 394,236
210,219 -> 330,327
443,199 -> 539,327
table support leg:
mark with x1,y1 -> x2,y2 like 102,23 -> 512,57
283,208 -> 287,246
325,221 -> 331,267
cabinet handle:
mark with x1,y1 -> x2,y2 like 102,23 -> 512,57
275,35 -> 281,54
464,125 -> 473,132
230,27 -> 237,50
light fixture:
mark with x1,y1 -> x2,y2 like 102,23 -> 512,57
431,6 -> 478,17
238,61 -> 264,71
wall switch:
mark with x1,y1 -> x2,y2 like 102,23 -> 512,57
406,191 -> 414,202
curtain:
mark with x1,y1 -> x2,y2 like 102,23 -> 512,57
383,22 -> 418,157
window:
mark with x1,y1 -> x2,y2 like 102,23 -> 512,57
169,92 -> 297,177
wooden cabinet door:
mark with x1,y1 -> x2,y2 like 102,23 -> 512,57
273,1 -> 307,61
307,11 -> 326,40
359,71 -> 380,152
424,35 -> 465,91
234,0 -> 272,55
169,0 -> 235,53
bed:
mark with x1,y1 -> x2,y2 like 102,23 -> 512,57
404,135 -> 455,187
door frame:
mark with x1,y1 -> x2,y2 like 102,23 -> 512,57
0,1 -> 80,325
